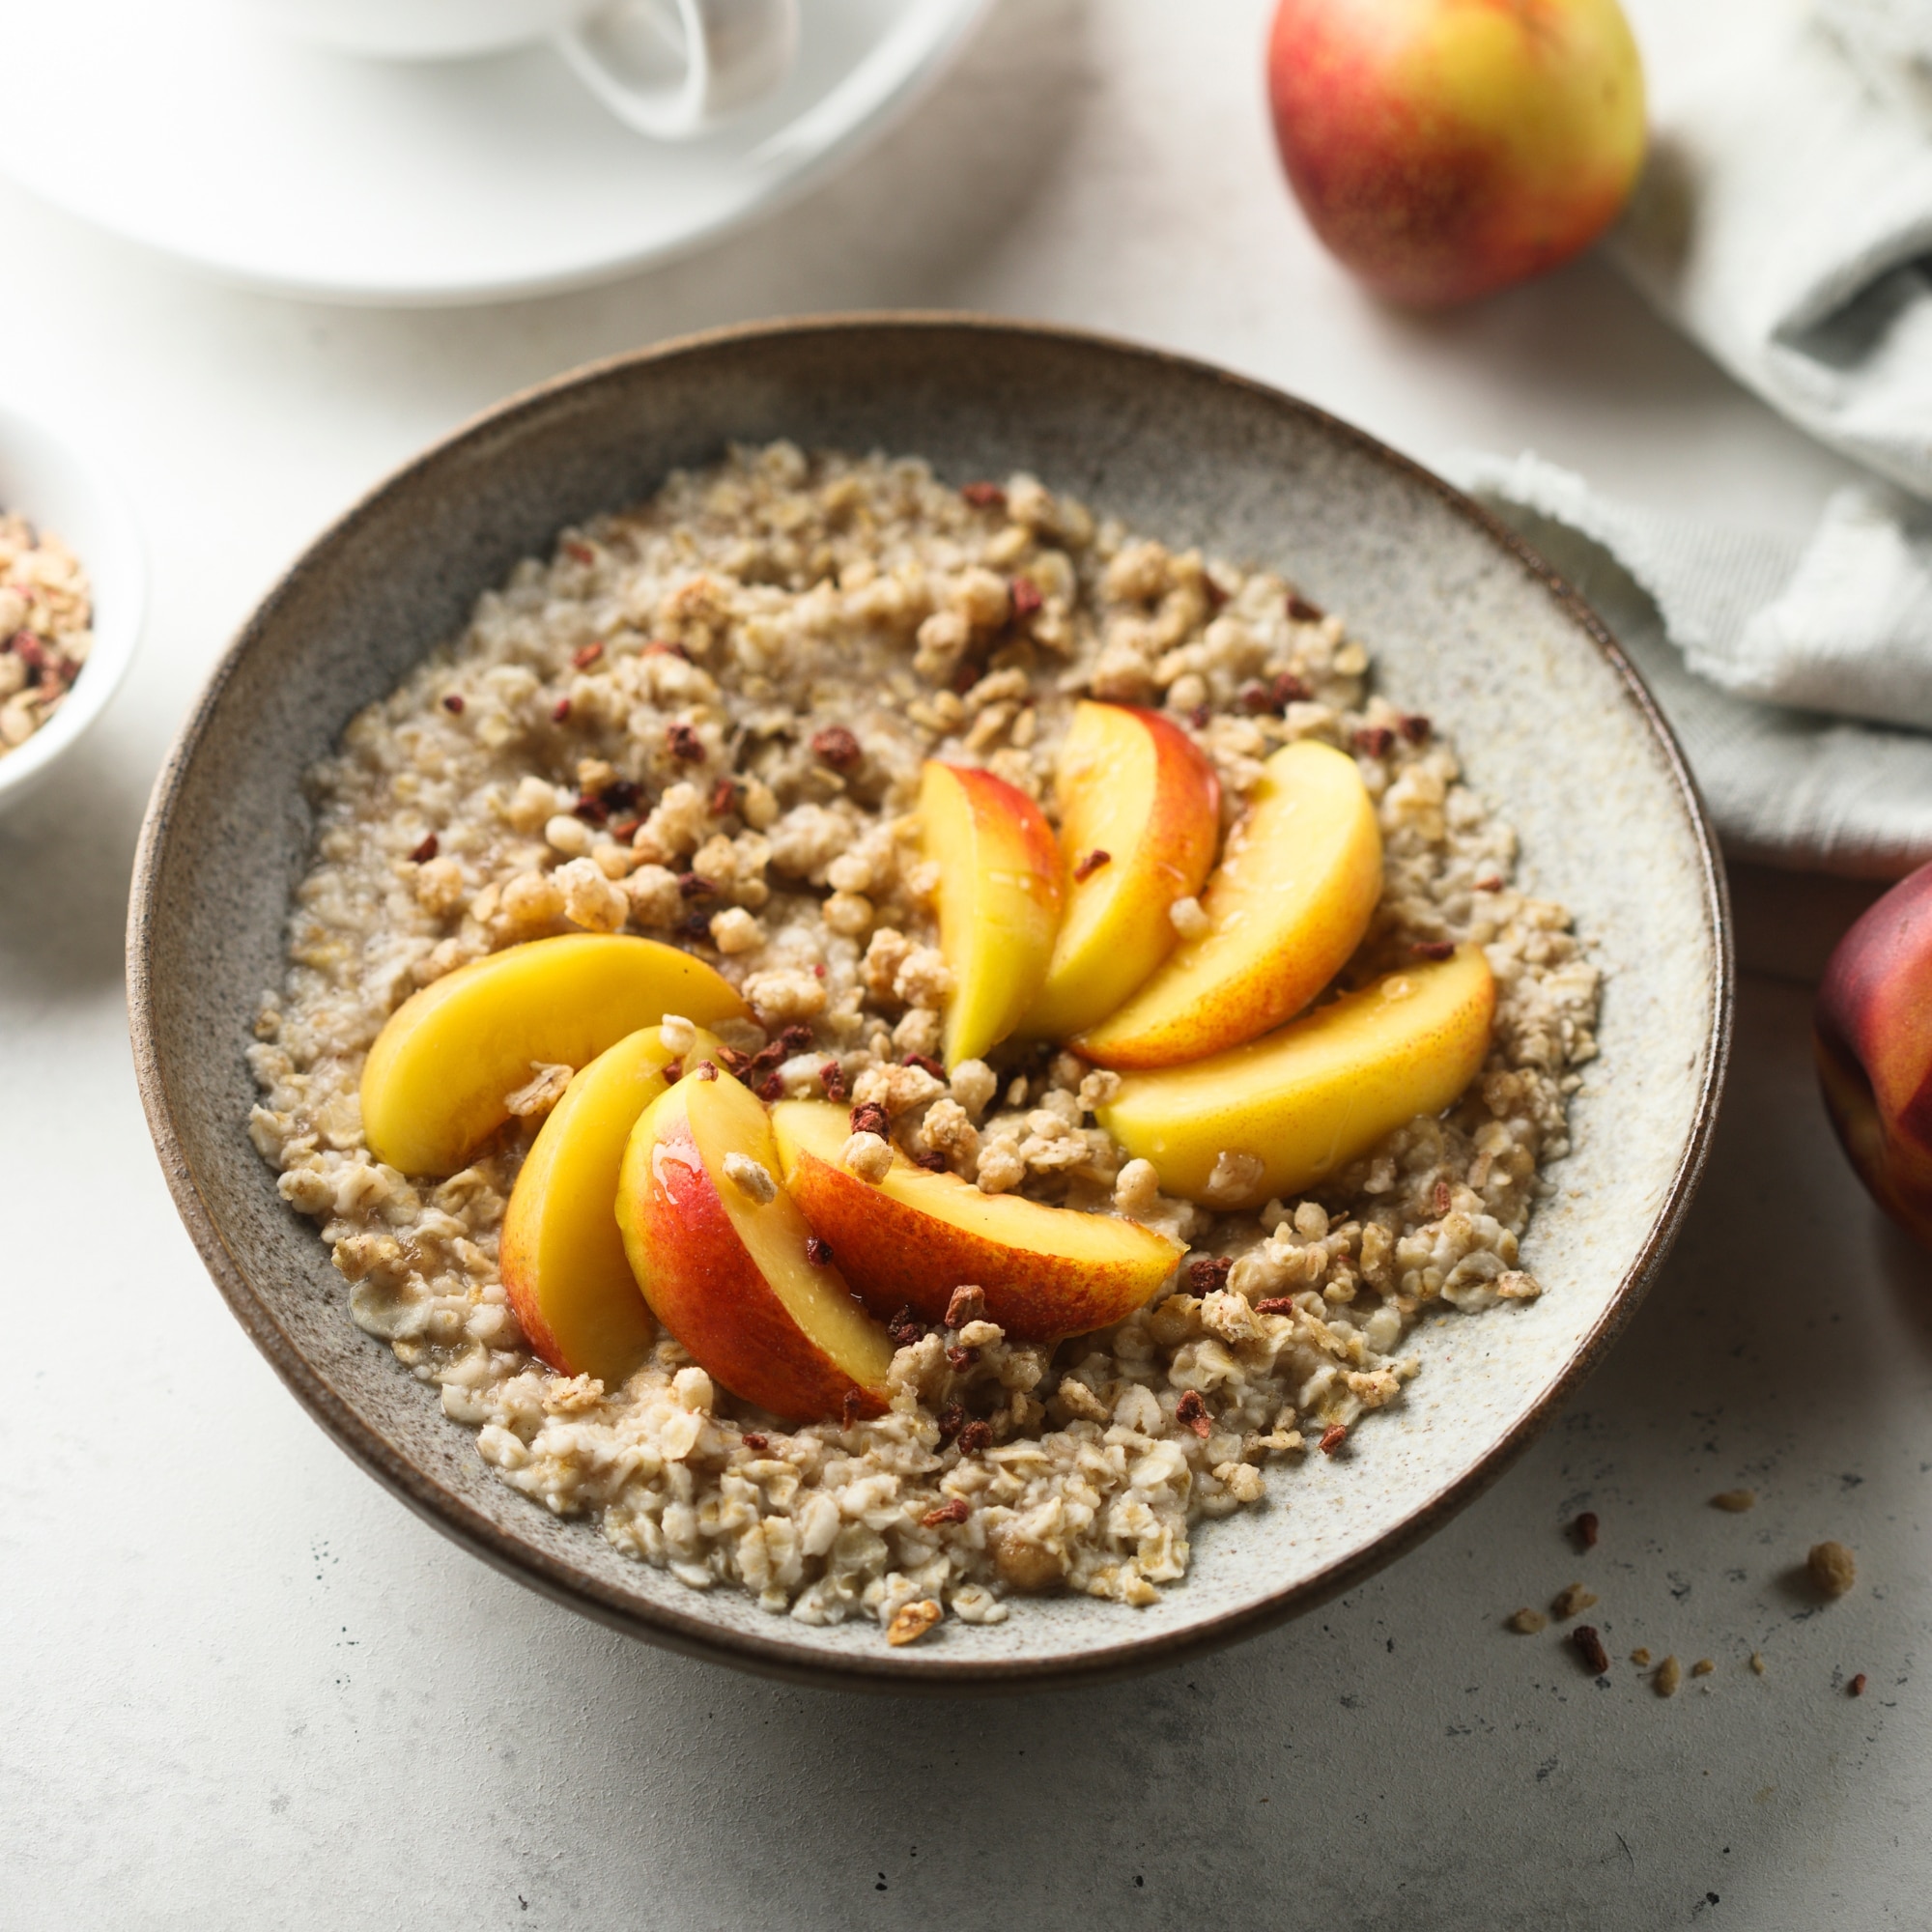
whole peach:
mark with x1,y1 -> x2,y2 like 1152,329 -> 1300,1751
1266,0 -> 1647,307
1817,863 -> 1932,1249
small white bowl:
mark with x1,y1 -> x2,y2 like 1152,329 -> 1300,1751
0,402 -> 144,815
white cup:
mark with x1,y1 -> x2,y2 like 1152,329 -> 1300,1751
242,0 -> 801,139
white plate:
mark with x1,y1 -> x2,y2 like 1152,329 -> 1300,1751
0,0 -> 988,305
0,405 -> 145,816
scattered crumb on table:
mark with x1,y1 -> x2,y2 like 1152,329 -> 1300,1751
1507,1607 -> 1548,1634
1711,1490 -> 1756,1513
1655,1656 -> 1683,1698
1571,1625 -> 1609,1675
1551,1581 -> 1598,1619
1808,1541 -> 1858,1598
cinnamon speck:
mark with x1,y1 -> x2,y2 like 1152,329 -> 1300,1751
922,1498 -> 970,1530
810,724 -> 863,772
1073,848 -> 1112,883
1188,1255 -> 1233,1294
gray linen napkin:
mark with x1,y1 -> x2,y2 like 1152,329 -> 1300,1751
1447,0 -> 1932,877
1447,453 -> 1932,879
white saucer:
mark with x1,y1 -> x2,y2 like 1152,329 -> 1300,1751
0,0 -> 988,305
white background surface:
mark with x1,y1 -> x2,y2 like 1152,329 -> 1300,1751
4,4 -> 1927,1927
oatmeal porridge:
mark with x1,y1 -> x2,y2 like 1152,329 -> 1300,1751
247,442 -> 1601,1636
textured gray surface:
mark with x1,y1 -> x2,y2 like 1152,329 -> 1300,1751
131,320 -> 1725,1685
2,0 -> 1924,1918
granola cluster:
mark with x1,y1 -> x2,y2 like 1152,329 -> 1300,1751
247,443 -> 1600,1634
0,511 -> 93,755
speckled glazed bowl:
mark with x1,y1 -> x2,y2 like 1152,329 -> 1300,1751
129,317 -> 1730,1690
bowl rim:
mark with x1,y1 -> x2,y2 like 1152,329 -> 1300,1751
0,399 -> 145,811
127,312 -> 1734,1692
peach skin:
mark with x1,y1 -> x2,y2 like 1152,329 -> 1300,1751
770,1099 -> 1182,1340
499,1024 -> 725,1385
360,933 -> 749,1177
1817,863 -> 1932,1250
1075,738 -> 1381,1070
919,760 -> 1065,1067
1021,701 -> 1222,1042
1268,0 -> 1646,308
1096,945 -> 1495,1209
617,1069 -> 894,1423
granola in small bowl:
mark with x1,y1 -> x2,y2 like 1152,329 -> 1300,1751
0,510 -> 93,757
248,441 -> 1600,1639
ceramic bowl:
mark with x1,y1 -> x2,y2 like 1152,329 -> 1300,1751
0,402 -> 143,815
128,317 -> 1731,1690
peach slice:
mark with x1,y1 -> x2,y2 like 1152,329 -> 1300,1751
360,934 -> 749,1177
1095,945 -> 1495,1209
1021,701 -> 1222,1041
499,1024 -> 726,1385
617,1069 -> 894,1422
1076,738 -> 1381,1069
920,760 -> 1065,1067
770,1099 -> 1182,1341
